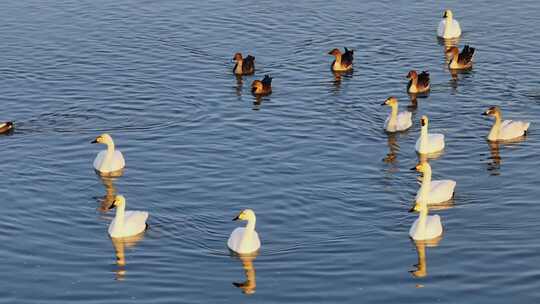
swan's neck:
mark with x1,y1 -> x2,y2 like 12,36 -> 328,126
417,199 -> 429,235
444,17 -> 453,36
114,203 -> 125,232
419,168 -> 432,201
241,217 -> 256,245
488,114 -> 502,141
387,104 -> 398,128
234,60 -> 243,74
419,126 -> 428,150
100,140 -> 116,171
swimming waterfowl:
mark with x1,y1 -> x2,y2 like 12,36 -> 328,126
251,75 -> 272,96
108,195 -> 149,238
381,97 -> 412,132
446,45 -> 475,70
0,121 -> 13,134
407,70 -> 430,94
414,162 -> 456,206
232,53 -> 255,75
483,106 -> 530,141
437,10 -> 461,39
409,164 -> 443,241
228,209 -> 261,255
328,47 -> 354,72
415,116 -> 445,154
91,133 -> 125,175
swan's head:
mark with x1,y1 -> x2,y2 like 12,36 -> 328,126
443,10 -> 453,19
92,133 -> 113,145
108,195 -> 126,209
482,106 -> 501,118
381,96 -> 398,107
445,46 -> 459,57
411,161 -> 431,174
420,115 -> 429,128
233,209 -> 256,222
406,70 -> 418,79
327,48 -> 342,57
232,52 -> 243,62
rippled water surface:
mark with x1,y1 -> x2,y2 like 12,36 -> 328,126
1,0 -> 540,302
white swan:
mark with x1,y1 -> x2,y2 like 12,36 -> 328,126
409,164 -> 443,241
382,97 -> 412,132
437,10 -> 461,39
108,195 -> 149,238
413,162 -> 456,205
415,116 -> 445,154
92,133 -> 125,175
228,209 -> 261,255
483,106 -> 530,141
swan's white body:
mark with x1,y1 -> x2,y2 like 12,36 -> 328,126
382,97 -> 412,132
108,196 -> 148,238
415,116 -> 445,154
488,119 -> 530,141
92,134 -> 125,174
228,209 -> 261,254
415,164 -> 456,205
437,11 -> 461,39
410,162 -> 444,241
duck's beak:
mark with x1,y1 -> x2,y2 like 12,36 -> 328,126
232,215 -> 240,221
381,101 -> 387,106
482,111 -> 489,116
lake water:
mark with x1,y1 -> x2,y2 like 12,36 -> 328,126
1,0 -> 540,302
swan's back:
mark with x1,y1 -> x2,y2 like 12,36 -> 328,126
415,133 -> 445,153
397,111 -> 413,131
109,211 -> 148,238
409,215 -> 443,240
437,19 -> 461,38
499,120 -> 530,140
94,150 -> 125,172
429,180 -> 456,204
227,227 -> 261,254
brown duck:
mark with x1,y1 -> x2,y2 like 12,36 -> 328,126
232,53 -> 255,75
251,75 -> 272,95
407,70 -> 430,94
0,121 -> 13,134
328,47 -> 354,72
446,45 -> 475,70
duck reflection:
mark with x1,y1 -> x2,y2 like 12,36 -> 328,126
110,232 -> 145,280
331,70 -> 353,91
235,74 -> 244,96
231,253 -> 258,295
98,176 -> 118,212
410,236 -> 442,278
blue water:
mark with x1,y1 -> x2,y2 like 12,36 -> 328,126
1,0 -> 540,302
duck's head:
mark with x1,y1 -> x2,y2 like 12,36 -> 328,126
445,46 -> 459,57
233,209 -> 256,222
482,106 -> 501,117
251,80 -> 263,94
108,195 -> 126,210
232,52 -> 243,62
381,96 -> 398,107
328,48 -> 342,57
420,115 -> 429,128
443,9 -> 453,19
406,70 -> 418,79
92,133 -> 113,145
410,161 -> 431,174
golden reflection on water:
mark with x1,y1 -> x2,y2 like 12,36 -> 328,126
111,232 -> 146,281
98,176 -> 118,212
231,253 -> 258,295
410,235 -> 443,278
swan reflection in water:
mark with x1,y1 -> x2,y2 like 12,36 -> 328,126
486,137 -> 527,175
98,176 -> 118,212
110,232 -> 146,280
383,132 -> 399,164
410,235 -> 443,278
231,253 -> 258,295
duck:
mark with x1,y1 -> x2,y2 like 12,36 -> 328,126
108,195 -> 149,238
407,70 -> 430,94
409,164 -> 443,241
91,133 -> 125,175
446,45 -> 475,70
251,75 -> 272,96
227,209 -> 261,255
381,97 -> 412,132
232,53 -> 255,75
437,10 -> 461,39
415,116 -> 445,154
0,121 -> 14,134
328,47 -> 354,72
483,106 -> 530,141
413,162 -> 456,205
